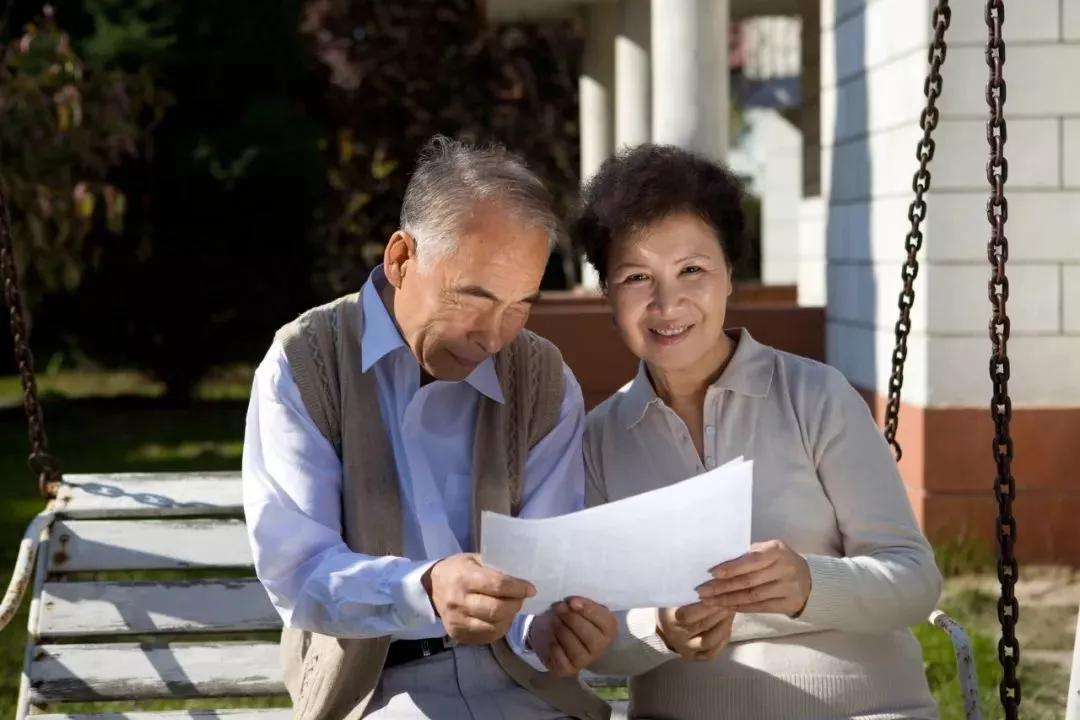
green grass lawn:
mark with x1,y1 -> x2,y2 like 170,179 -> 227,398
0,371 -> 1071,719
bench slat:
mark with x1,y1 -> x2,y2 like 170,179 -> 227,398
54,472 -> 243,519
34,711 -> 292,720
29,642 -> 284,702
49,519 -> 253,572
39,580 -> 280,637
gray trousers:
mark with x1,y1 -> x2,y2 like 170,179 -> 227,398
363,645 -> 572,719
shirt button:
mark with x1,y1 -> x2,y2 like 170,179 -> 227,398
706,425 -> 715,435
706,458 -> 715,469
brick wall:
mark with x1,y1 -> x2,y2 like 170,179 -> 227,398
528,292 -> 823,411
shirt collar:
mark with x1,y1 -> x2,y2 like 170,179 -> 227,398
619,327 -> 775,429
359,264 -> 505,403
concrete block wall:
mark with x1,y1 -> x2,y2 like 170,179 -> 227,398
798,0 -> 1080,565
802,0 -> 1080,407
800,0 -> 935,401
925,0 -> 1080,407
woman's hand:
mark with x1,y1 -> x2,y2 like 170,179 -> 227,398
656,603 -> 734,661
696,539 -> 812,616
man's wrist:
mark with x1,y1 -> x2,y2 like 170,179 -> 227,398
392,559 -> 441,629
420,559 -> 441,617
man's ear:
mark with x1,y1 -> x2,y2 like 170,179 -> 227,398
384,231 -> 417,289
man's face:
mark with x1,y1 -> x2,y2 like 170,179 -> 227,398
384,203 -> 550,381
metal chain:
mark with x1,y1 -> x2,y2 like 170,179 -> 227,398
984,1 -> 1019,717
882,0 -> 951,460
0,183 -> 61,498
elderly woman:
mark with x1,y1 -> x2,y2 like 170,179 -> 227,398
571,144 -> 943,720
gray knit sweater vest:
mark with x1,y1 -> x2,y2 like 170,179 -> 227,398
271,291 -> 611,720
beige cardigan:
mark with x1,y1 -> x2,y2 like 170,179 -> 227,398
585,329 -> 943,720
273,292 -> 612,720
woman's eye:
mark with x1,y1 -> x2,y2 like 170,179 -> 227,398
622,273 -> 648,283
682,265 -> 703,275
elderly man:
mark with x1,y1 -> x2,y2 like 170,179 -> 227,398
241,136 -> 618,720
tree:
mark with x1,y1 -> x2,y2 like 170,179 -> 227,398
4,0 -> 589,394
0,3 -> 166,325
67,0 -> 326,401
299,0 -> 584,298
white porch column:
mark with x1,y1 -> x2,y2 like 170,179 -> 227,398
578,2 -> 617,289
650,0 -> 729,160
616,0 -> 651,149
580,3 -> 617,182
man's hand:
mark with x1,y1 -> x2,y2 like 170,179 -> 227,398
656,603 -> 734,661
423,553 -> 535,645
696,539 -> 812,616
528,597 -> 618,677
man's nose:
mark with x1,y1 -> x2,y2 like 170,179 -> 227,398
473,313 -> 503,355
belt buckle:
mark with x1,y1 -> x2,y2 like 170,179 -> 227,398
420,636 -> 457,658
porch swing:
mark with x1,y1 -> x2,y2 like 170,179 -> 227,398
0,1 -> 1062,719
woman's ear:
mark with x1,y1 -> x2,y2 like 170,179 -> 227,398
383,231 -> 417,288
726,263 -> 734,297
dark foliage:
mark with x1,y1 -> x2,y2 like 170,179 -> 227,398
3,0 -> 587,397
301,0 -> 583,298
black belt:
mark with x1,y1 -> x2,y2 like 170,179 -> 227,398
384,636 -> 458,669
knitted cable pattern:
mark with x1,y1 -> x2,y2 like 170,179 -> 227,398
302,311 -> 340,453
502,337 -> 524,514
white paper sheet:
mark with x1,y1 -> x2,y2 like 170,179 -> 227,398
479,458 -> 753,615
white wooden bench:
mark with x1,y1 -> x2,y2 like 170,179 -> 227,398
6,472 -> 288,720
2,471 -> 979,719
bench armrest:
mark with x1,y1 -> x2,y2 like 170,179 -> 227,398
0,509 -> 55,632
930,609 -> 982,720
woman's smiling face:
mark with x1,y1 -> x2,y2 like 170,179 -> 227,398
605,211 -> 733,375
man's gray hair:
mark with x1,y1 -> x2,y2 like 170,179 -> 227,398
400,135 -> 563,267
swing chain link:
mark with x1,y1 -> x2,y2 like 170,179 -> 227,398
882,0 -> 951,460
984,1 -> 1019,717
0,184 -> 61,499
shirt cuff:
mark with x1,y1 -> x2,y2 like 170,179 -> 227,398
508,613 -> 549,672
507,613 -> 533,654
390,559 -> 440,629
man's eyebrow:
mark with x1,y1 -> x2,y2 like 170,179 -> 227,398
454,285 -> 542,304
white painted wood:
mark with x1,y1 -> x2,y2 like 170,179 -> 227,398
39,580 -> 280,636
48,519 -> 253,572
29,641 -> 284,702
54,472 -> 242,519
34,711 -> 292,720
1065,600 -> 1080,720
17,509 -> 55,720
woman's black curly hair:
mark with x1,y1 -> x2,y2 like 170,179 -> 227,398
568,143 -> 747,286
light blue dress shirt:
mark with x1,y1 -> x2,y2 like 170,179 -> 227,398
242,264 -> 585,659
